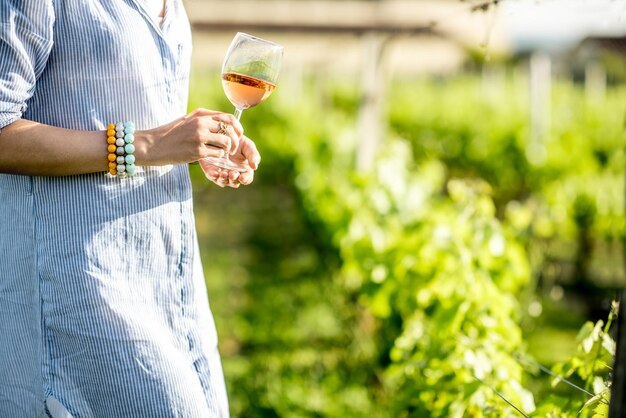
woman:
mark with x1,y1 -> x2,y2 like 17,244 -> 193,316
0,0 -> 257,416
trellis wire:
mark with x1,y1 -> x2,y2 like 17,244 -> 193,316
472,374 -> 530,418
514,352 -> 598,399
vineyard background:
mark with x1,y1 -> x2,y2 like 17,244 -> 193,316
185,0 -> 626,416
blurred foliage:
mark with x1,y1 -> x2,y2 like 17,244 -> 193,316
188,68 -> 623,417
531,302 -> 618,417
388,75 -> 625,310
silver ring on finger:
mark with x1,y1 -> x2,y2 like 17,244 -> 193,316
217,121 -> 228,135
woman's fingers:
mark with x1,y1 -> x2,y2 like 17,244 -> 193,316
213,116 -> 242,155
200,117 -> 241,156
196,128 -> 259,189
238,170 -> 254,185
214,168 -> 241,188
187,109 -> 245,158
220,123 -> 240,155
239,136 -> 261,169
213,112 -> 244,138
198,158 -> 249,188
227,170 -> 241,188
201,130 -> 229,157
203,145 -> 226,159
198,158 -> 219,175
190,107 -> 224,118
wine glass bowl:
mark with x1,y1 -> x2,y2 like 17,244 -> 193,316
222,33 -> 283,117
204,32 -> 283,170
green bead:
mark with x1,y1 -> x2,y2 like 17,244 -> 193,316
126,164 -> 136,176
124,144 -> 135,154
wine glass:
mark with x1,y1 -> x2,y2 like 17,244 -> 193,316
204,32 -> 284,170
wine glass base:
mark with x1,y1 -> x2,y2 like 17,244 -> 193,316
202,156 -> 249,172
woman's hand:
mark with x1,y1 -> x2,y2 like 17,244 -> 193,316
134,108 -> 244,166
198,135 -> 260,188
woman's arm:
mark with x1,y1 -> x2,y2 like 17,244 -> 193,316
0,108 -> 243,177
0,119 -> 113,176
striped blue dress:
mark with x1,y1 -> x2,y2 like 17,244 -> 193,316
0,1 -> 229,416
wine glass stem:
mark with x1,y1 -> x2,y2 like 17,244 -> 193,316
222,107 -> 243,164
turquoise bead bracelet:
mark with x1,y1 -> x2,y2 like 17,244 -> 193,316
107,121 -> 136,177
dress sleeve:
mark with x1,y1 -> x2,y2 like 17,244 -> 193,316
0,1 -> 54,129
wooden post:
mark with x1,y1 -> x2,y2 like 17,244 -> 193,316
356,32 -> 387,173
481,64 -> 505,104
585,61 -> 606,103
610,292 -> 626,417
608,116 -> 626,418
284,63 -> 304,106
527,52 -> 551,165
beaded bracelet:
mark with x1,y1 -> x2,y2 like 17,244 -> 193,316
107,121 -> 136,177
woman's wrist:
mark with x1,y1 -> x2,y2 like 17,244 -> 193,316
132,129 -> 154,166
